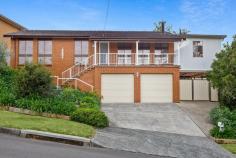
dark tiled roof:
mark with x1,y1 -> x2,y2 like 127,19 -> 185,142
0,14 -> 26,30
4,30 -> 184,41
185,34 -> 226,39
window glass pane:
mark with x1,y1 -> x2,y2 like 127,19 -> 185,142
124,50 -> 131,54
19,41 -> 25,55
81,41 -> 88,55
25,56 -> 33,63
19,57 -> 25,65
45,41 -> 52,54
155,50 -> 162,54
118,50 -> 125,54
26,41 -> 33,55
193,41 -> 203,57
44,57 -> 52,65
75,57 -> 80,64
38,41 -> 44,55
38,57 -> 44,64
75,41 -> 88,64
75,41 -> 81,55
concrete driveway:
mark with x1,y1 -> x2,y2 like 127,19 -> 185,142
102,103 -> 205,137
177,101 -> 218,136
92,103 -> 235,158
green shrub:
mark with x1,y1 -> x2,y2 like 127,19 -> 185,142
210,126 -> 236,139
15,96 -> 77,116
0,91 -> 16,105
210,106 -> 236,139
207,36 -> 236,110
209,106 -> 232,125
79,96 -> 100,109
59,88 -> 82,104
49,97 -> 77,115
71,108 -> 108,128
15,64 -> 53,97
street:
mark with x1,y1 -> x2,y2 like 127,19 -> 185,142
0,133 -> 167,158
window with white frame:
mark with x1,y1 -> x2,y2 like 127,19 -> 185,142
138,43 -> 150,64
19,40 -> 33,65
154,43 -> 168,64
117,43 -> 132,65
38,40 -> 52,65
75,41 -> 88,64
193,41 -> 203,57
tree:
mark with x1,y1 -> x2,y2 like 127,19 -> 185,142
0,41 -> 7,67
153,21 -> 176,34
208,35 -> 236,110
153,21 -> 190,34
16,63 -> 53,97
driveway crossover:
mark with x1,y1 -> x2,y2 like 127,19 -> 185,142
102,103 -> 204,137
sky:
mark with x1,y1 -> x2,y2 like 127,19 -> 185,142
0,0 -> 235,42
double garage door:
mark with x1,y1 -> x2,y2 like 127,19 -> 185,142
101,74 -> 173,103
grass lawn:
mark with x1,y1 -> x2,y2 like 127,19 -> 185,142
220,144 -> 236,154
0,110 -> 95,138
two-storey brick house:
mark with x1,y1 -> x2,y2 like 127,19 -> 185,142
5,30 -> 184,103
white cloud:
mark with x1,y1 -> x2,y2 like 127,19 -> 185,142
180,0 -> 227,23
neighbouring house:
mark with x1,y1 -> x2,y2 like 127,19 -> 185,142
176,34 -> 226,101
4,21 -> 226,103
0,14 -> 26,64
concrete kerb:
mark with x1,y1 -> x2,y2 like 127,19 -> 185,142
0,127 -> 94,147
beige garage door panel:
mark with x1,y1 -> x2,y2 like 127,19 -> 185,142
141,74 -> 173,103
101,74 -> 134,103
193,80 -> 209,100
180,80 -> 192,100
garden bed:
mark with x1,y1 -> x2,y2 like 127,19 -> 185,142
0,64 -> 108,128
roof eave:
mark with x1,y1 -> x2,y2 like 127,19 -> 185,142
0,14 -> 26,30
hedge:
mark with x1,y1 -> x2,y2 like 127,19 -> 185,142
70,108 -> 109,128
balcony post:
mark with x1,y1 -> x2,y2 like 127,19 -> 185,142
136,41 -> 139,65
94,41 -> 97,65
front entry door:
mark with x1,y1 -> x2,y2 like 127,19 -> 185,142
99,42 -> 109,64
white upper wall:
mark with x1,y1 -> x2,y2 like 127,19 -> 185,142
175,37 -> 224,71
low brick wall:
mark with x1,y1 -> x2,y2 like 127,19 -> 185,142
214,138 -> 236,144
0,106 -> 70,120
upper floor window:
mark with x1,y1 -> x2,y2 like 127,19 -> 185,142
154,43 -> 168,54
138,43 -> 150,65
19,40 -> 33,65
117,43 -> 132,65
38,40 -> 52,65
75,41 -> 88,64
193,41 -> 203,57
154,43 -> 169,64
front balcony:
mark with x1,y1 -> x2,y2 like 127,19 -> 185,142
94,52 -> 178,66
62,41 -> 181,79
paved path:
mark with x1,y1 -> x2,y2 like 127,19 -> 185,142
92,127 -> 235,158
102,103 -> 205,137
0,133 -> 166,158
177,101 -> 218,136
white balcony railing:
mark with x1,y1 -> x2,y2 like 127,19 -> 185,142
61,52 -> 178,85
95,53 -> 177,65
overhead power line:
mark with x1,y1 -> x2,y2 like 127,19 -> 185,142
103,0 -> 110,30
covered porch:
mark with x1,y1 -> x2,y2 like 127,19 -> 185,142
92,40 -> 181,66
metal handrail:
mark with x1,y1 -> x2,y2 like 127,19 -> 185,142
51,76 -> 94,92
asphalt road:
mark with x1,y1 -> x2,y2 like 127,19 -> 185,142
0,133 -> 167,158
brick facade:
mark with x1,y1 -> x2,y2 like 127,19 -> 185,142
10,38 -> 180,103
